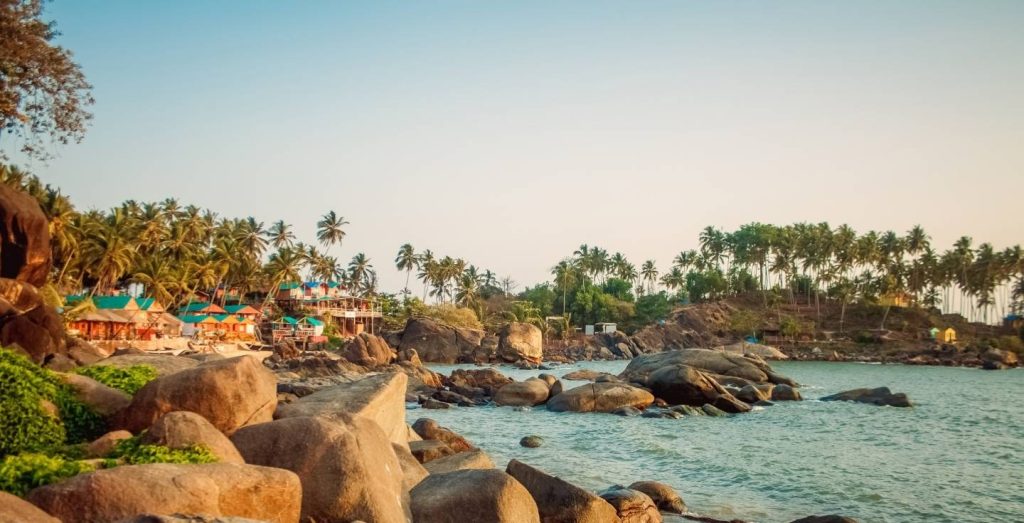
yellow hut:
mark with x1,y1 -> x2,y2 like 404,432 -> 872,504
942,328 -> 957,343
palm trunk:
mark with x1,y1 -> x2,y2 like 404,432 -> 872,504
880,304 -> 892,330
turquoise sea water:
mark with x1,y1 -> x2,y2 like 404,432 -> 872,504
408,361 -> 1024,523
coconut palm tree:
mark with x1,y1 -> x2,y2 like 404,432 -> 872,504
347,253 -> 374,295
268,220 -> 295,250
640,260 -> 658,295
394,244 -> 417,298
551,259 -> 577,316
316,211 -> 349,249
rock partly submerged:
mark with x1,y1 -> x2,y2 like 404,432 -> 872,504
547,382 -> 655,413
820,387 -> 912,408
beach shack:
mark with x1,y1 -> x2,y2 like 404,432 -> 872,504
65,295 -> 175,340
929,327 -> 941,340
179,301 -> 227,315
272,316 -> 299,341
942,327 -> 957,343
299,317 -> 325,337
224,304 -> 260,321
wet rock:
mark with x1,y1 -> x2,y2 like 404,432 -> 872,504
520,435 -> 544,448
701,404 -> 728,417
410,439 -> 455,464
771,384 -> 803,401
614,406 -> 642,416
411,469 -> 540,523
735,383 -> 773,404
447,368 -> 513,397
423,398 -> 451,409
505,460 -> 618,522
26,463 -> 302,523
412,418 -> 475,452
628,481 -> 687,514
621,348 -> 792,385
820,387 -> 912,408
599,487 -> 661,523
642,410 -> 683,419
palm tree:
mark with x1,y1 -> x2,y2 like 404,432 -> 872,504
268,220 -> 295,249
417,249 -> 435,301
394,244 -> 417,298
551,259 -> 577,316
640,260 -> 658,294
347,253 -> 374,295
316,211 -> 349,248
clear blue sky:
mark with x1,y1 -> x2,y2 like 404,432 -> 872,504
15,0 -> 1024,292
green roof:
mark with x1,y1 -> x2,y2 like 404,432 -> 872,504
136,297 -> 159,310
224,304 -> 257,313
213,314 -> 238,322
301,317 -> 324,326
92,296 -> 135,310
280,316 -> 298,325
279,283 -> 301,290
180,302 -> 213,313
179,315 -> 211,324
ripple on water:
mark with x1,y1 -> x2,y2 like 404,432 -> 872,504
411,362 -> 1024,523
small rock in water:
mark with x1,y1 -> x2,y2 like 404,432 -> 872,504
423,398 -> 451,409
754,400 -> 775,407
628,480 -> 687,514
701,404 -> 728,417
613,406 -> 642,417
642,410 -> 683,419
520,435 -> 544,448
513,406 -> 531,412
820,387 -> 912,408
670,405 -> 704,416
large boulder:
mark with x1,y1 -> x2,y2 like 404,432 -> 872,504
411,469 -> 540,523
820,387 -> 912,408
412,418 -> 475,452
505,460 -> 619,522
116,356 -> 276,435
715,342 -> 788,360
0,491 -> 59,523
447,368 -> 513,397
627,481 -> 686,514
771,384 -> 803,401
494,378 -> 550,407
599,488 -> 661,523
547,382 -> 654,413
0,279 -> 65,364
497,323 -> 543,363
340,333 -> 395,366
92,354 -> 199,377
424,449 -> 496,474
643,364 -> 729,406
982,348 -> 1019,368
621,349 -> 791,385
275,372 -> 408,447
25,463 -> 301,523
141,411 -> 244,464
231,415 -> 409,523
394,442 -> 430,490
398,361 -> 444,393
0,184 -> 51,287
398,318 -> 485,364
57,372 -> 131,418
85,430 -> 133,458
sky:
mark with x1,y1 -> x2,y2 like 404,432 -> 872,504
11,0 -> 1024,293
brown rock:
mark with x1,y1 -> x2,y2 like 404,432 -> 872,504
494,378 -> 550,407
117,356 -> 276,435
25,463 -> 301,523
275,372 -> 408,446
0,280 -> 65,364
393,442 -> 429,491
85,430 -> 133,458
627,481 -> 686,514
412,418 -> 475,452
410,439 -> 455,464
231,415 -> 409,523
0,184 -> 52,287
447,368 -> 513,396
497,323 -> 544,363
771,384 -> 803,401
341,333 -> 395,366
546,383 -> 654,413
505,459 -> 619,522
423,449 -> 495,474
411,469 -> 540,523
141,411 -> 245,464
399,318 -> 485,364
65,338 -> 107,365
0,490 -> 60,523
599,488 -> 661,523
58,372 -> 131,417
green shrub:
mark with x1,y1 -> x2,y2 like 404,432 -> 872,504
997,335 -> 1023,354
74,365 -> 158,395
0,453 -> 95,496
0,349 -> 106,456
108,436 -> 217,465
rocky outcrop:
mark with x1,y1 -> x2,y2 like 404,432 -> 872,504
447,368 -> 513,399
562,369 -> 618,382
410,439 -> 455,463
0,491 -> 59,523
599,488 -> 661,523
715,342 -> 788,360
423,449 -> 496,474
231,415 -> 409,523
0,279 -> 66,364
771,384 -> 803,401
981,348 -> 1019,369
411,469 -> 541,523
628,481 -> 686,514
85,430 -> 133,458
412,418 -> 475,452
398,318 -> 485,364
0,184 -> 51,287
340,333 -> 395,367
394,441 -> 430,491
275,372 -> 408,446
547,382 -> 654,413
117,356 -> 276,435
494,378 -> 550,407
820,387 -> 912,408
93,354 -> 199,376
621,349 -> 792,385
497,322 -> 543,363
141,411 -> 244,464
505,459 -> 620,522
26,463 -> 302,523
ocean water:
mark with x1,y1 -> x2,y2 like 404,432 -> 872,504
408,361 -> 1024,523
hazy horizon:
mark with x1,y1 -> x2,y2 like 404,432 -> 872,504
12,0 -> 1023,292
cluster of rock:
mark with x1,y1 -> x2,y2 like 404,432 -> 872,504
787,343 -> 1021,370
383,318 -> 544,365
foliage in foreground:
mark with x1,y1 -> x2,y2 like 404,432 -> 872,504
107,436 -> 217,465
74,364 -> 158,395
0,453 -> 95,497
